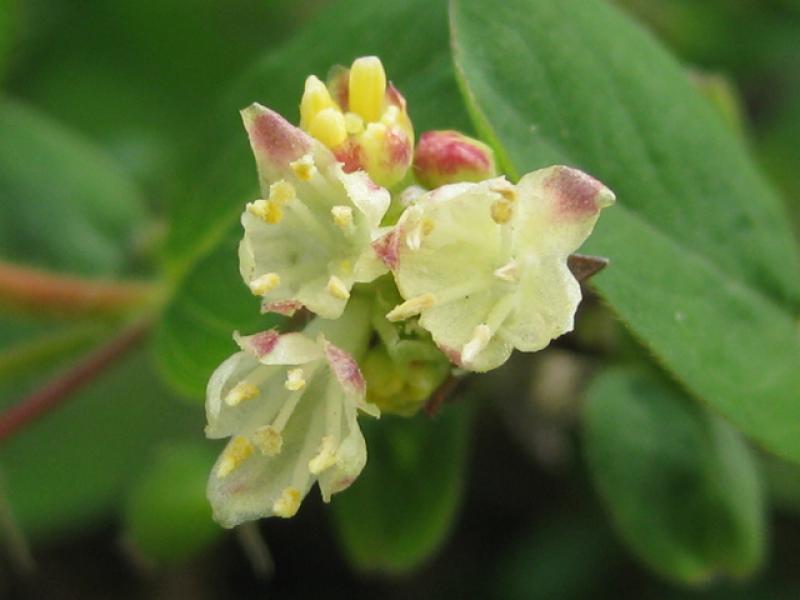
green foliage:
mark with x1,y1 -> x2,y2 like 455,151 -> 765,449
495,517 -> 621,600
0,100 -> 147,276
0,348 -> 202,539
124,443 -> 221,564
0,0 -> 13,82
584,367 -> 765,584
330,404 -> 472,574
450,0 -> 800,462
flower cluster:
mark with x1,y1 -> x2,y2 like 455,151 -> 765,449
206,56 -> 614,527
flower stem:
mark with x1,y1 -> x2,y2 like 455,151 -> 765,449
0,318 -> 152,443
0,261 -> 158,316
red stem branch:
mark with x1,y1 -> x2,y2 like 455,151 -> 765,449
0,319 -> 152,443
0,261 -> 155,316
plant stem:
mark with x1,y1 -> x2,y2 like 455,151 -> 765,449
0,261 -> 158,316
0,319 -> 152,443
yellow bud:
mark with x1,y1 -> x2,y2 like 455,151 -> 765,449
300,75 -> 337,130
308,107 -> 347,148
349,56 -> 386,123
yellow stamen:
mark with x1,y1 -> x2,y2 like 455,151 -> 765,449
248,272 -> 280,296
216,436 -> 254,478
269,179 -> 296,204
491,200 -> 513,224
247,199 -> 283,224
290,154 -> 316,181
331,205 -> 354,230
272,487 -> 302,518
461,324 -> 492,366
349,56 -> 386,123
309,107 -> 347,148
326,275 -> 350,300
224,382 -> 260,407
252,426 -> 283,456
386,293 -> 436,322
308,435 -> 338,475
339,259 -> 352,275
300,75 -> 337,130
284,368 -> 306,391
490,180 -> 517,201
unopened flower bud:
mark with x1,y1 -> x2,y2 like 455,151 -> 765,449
413,130 -> 496,188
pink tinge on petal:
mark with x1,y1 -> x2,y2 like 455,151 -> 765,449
414,131 -> 492,179
237,329 -> 280,358
242,104 -> 310,168
545,166 -> 605,220
371,228 -> 401,270
334,140 -> 364,174
385,129 -> 412,168
437,343 -> 464,368
261,299 -> 303,317
322,339 -> 366,396
386,84 -> 407,111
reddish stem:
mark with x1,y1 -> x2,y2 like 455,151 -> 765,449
0,262 -> 155,316
0,319 -> 151,443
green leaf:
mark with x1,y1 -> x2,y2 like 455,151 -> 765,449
450,0 -> 800,461
583,366 -> 765,584
495,516 -> 620,600
330,403 -> 472,574
155,0 -> 471,399
0,346 -> 203,539
123,442 -> 221,564
0,0 -> 13,82
0,100 -> 147,276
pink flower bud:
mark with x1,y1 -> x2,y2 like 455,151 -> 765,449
413,130 -> 497,188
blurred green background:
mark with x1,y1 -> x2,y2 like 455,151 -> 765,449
0,0 -> 799,598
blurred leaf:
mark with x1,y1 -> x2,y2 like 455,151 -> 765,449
7,0 -> 318,191
330,403 -> 472,574
124,442 -> 221,564
0,0 -> 13,82
155,228 -> 273,400
451,0 -> 800,462
0,346 -> 203,539
756,88 -> 800,234
0,99 -> 147,276
155,0 -> 470,399
495,516 -> 621,600
583,367 -> 765,584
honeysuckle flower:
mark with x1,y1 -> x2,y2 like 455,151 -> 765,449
299,56 -> 414,188
413,130 -> 497,188
206,327 -> 379,528
239,103 -> 391,319
376,165 -> 615,372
